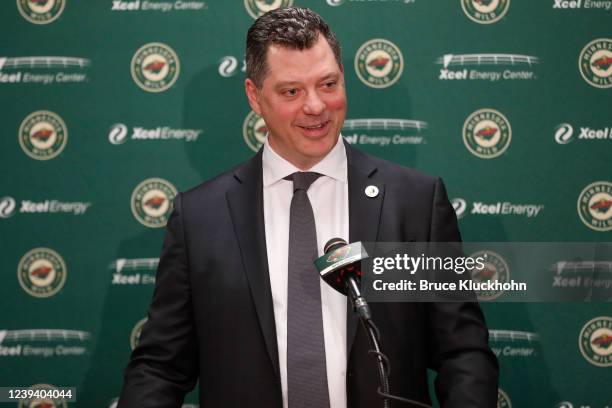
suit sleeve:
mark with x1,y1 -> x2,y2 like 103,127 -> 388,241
426,178 -> 499,408
118,193 -> 199,408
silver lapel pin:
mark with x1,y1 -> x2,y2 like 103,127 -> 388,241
365,185 -> 379,198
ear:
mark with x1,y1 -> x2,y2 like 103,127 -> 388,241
245,78 -> 263,116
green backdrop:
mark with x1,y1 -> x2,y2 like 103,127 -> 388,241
1,1 -> 610,407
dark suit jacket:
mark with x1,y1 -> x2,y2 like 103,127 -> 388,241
118,143 -> 498,408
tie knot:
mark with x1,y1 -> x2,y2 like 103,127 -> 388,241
286,171 -> 321,192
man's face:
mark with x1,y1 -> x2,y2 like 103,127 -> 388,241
245,35 -> 347,170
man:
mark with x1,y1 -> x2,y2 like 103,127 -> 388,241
119,7 -> 498,408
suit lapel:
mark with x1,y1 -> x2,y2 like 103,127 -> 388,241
226,151 -> 280,379
345,142 -> 385,353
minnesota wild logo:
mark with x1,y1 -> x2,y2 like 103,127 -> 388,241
131,178 -> 177,228
17,0 -> 65,25
243,110 -> 267,152
17,248 -> 67,298
17,384 -> 68,408
244,0 -> 293,19
578,316 -> 612,367
19,110 -> 68,160
577,181 -> 612,232
355,39 -> 404,89
578,38 -> 612,89
130,317 -> 148,350
497,388 -> 512,408
131,43 -> 180,93
463,108 -> 511,159
469,250 -> 510,301
461,0 -> 510,24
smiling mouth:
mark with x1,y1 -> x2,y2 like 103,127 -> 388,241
298,121 -> 330,130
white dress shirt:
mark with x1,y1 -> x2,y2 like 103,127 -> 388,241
262,135 -> 349,408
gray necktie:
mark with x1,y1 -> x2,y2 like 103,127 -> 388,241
286,171 -> 330,408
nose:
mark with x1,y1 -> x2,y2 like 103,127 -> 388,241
302,90 -> 325,116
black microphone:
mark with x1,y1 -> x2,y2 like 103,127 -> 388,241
319,238 -> 372,321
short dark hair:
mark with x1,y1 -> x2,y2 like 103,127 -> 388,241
246,7 -> 342,88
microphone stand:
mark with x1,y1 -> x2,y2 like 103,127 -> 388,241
345,277 -> 431,408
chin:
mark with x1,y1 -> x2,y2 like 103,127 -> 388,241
300,142 -> 335,162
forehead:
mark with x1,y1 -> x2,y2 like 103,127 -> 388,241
263,36 -> 341,85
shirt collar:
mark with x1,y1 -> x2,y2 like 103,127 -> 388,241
262,135 -> 347,187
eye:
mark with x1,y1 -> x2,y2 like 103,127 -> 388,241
324,81 -> 337,89
283,88 -> 298,97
